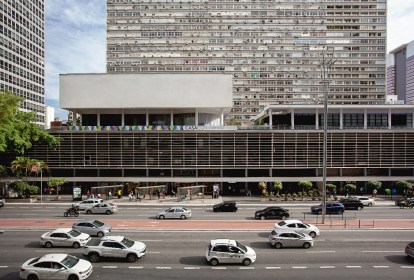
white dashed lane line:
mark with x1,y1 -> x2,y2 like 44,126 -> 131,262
265,267 -> 281,269
346,266 -> 362,268
320,266 -> 335,269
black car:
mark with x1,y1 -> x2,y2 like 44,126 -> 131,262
213,201 -> 238,212
311,203 -> 345,214
339,198 -> 364,210
254,206 -> 290,220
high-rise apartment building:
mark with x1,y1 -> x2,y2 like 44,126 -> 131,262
0,0 -> 45,125
106,0 -> 386,124
387,40 -> 414,104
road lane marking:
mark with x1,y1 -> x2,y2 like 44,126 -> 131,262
400,266 -> 414,269
265,267 -> 281,269
212,267 -> 226,270
363,251 -> 404,253
102,266 -> 118,269
0,266 -> 8,268
146,251 -> 161,254
320,266 -> 335,269
292,266 -> 307,269
346,266 -> 361,268
306,251 -> 335,253
156,267 -> 171,269
239,267 -> 254,270
184,267 -> 200,269
373,266 -> 389,268
129,266 -> 143,269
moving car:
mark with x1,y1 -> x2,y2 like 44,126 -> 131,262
72,219 -> 111,237
73,198 -> 103,211
352,196 -> 375,207
254,206 -> 290,220
274,219 -> 320,238
213,201 -> 238,212
20,253 -> 93,280
85,203 -> 118,215
205,239 -> 256,266
40,228 -> 91,249
268,229 -> 314,249
311,203 -> 345,214
0,195 -> 4,208
84,235 -> 146,263
405,241 -> 414,259
339,198 -> 364,210
156,206 -> 191,219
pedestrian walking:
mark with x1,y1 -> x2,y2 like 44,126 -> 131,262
108,191 -> 112,200
372,189 -> 377,197
117,189 -> 122,199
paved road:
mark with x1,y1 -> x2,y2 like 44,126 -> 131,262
0,230 -> 413,280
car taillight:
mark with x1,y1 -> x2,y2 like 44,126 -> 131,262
20,268 -> 25,272
271,237 -> 277,240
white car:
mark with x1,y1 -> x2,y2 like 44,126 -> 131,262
205,239 -> 256,266
352,196 -> 375,206
274,219 -> 320,238
85,203 -> 118,215
73,199 -> 104,211
40,228 -> 91,249
20,253 -> 93,280
156,207 -> 191,219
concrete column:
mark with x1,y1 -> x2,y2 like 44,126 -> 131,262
290,108 -> 294,129
170,109 -> 173,126
315,109 -> 319,129
97,109 -> 100,126
195,108 -> 199,126
364,108 -> 367,129
121,109 -> 125,126
388,108 -> 392,129
340,108 -> 343,129
221,109 -> 224,126
269,108 -> 273,128
146,109 -> 149,126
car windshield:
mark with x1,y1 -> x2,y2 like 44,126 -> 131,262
61,255 -> 79,268
278,221 -> 287,226
29,257 -> 40,265
92,220 -> 104,227
296,232 -> 306,238
235,241 -> 247,252
121,237 -> 135,248
68,229 -> 81,237
182,207 -> 188,211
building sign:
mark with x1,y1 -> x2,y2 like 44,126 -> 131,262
62,126 -> 237,131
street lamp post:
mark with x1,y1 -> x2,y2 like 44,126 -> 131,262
40,168 -> 43,203
319,46 -> 336,224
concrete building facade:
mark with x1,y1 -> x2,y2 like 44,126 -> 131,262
106,0 -> 387,124
0,0 -> 46,125
387,40 -> 414,104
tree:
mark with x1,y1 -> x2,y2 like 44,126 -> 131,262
298,180 -> 313,197
47,177 -> 66,196
344,183 -> 357,195
258,182 -> 267,196
367,180 -> 382,191
9,181 -> 39,198
395,181 -> 413,196
273,180 -> 283,196
11,157 -> 47,181
0,91 -> 59,154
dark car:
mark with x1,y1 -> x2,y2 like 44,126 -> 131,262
311,203 -> 345,214
396,197 -> 414,207
255,207 -> 290,220
339,198 -> 364,210
213,201 -> 237,212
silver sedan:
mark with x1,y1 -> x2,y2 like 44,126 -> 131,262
85,203 -> 118,215
40,228 -> 91,249
156,207 -> 192,219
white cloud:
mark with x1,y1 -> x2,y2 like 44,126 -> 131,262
388,1 -> 414,51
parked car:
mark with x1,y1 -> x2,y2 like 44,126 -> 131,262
352,196 -> 375,207
254,206 -> 290,220
339,198 -> 364,210
311,203 -> 345,214
268,229 -> 313,249
84,235 -> 146,263
73,198 -> 104,211
0,195 -> 4,208
40,228 -> 91,249
85,203 -> 118,215
156,206 -> 191,219
205,239 -> 256,266
72,219 -> 112,237
213,201 -> 238,212
20,253 -> 93,280
405,241 -> 414,259
274,219 -> 320,238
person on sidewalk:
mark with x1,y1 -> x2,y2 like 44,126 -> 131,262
117,189 -> 122,199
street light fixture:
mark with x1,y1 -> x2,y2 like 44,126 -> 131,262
319,46 -> 336,224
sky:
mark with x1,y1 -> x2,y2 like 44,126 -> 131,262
44,0 -> 414,121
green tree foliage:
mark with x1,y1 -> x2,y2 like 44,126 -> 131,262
326,184 -> 337,191
47,177 -> 66,196
11,157 -> 48,179
344,183 -> 357,194
395,181 -> 413,194
367,180 -> 382,190
273,180 -> 283,195
0,91 -> 59,154
9,181 -> 39,198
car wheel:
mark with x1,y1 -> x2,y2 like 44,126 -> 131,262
45,241 -> 52,248
303,242 -> 311,249
106,210 -> 112,215
27,274 -> 38,280
309,232 -> 316,238
126,253 -> 138,263
74,212 -> 79,217
232,209 -> 237,212
89,253 -> 100,263
357,206 -> 363,211
159,215 -> 165,219
260,216 -> 265,220
242,258 -> 251,266
97,231 -> 104,238
338,210 -> 344,215
86,210 -> 92,214
68,275 -> 79,280
210,258 -> 219,266
180,215 -> 186,220
368,202 -> 373,207
72,242 -> 80,249
274,242 -> 282,249
64,212 -> 68,217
